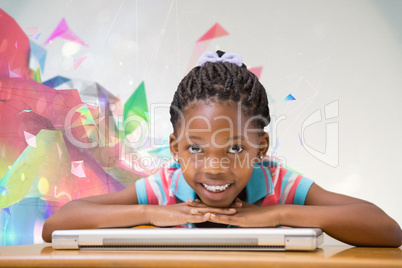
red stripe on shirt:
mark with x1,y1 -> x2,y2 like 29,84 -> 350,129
271,166 -> 289,204
284,175 -> 302,204
260,164 -> 270,196
275,167 -> 286,201
160,168 -> 170,198
174,170 -> 182,196
261,194 -> 279,206
145,178 -> 159,205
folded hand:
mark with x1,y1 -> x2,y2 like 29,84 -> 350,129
187,198 -> 280,228
146,200 -> 237,227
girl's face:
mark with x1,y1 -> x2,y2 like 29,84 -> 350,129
170,101 -> 269,208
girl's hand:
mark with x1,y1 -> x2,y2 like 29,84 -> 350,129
146,201 -> 236,227
208,199 -> 281,228
185,198 -> 240,212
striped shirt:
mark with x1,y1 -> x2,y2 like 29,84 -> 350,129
135,157 -> 314,207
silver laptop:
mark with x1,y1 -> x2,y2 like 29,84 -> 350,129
52,227 -> 323,251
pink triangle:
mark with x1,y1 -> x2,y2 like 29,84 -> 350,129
248,66 -> 263,79
74,56 -> 87,70
197,23 -> 229,42
44,18 -> 68,45
44,18 -> 87,46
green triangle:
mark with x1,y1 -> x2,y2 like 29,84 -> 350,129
32,67 -> 42,83
124,81 -> 149,135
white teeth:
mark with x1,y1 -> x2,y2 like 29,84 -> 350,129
202,183 -> 231,193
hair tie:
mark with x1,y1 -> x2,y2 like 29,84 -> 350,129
198,51 -> 243,67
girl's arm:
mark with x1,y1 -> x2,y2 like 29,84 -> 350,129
42,183 -> 235,242
42,183 -> 146,242
281,183 -> 402,247
203,183 -> 402,247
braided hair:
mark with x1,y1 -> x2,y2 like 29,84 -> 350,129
170,51 -> 270,135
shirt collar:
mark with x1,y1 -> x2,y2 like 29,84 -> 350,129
245,162 -> 273,204
170,165 -> 196,202
170,162 -> 272,204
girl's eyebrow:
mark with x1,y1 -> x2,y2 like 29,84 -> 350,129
187,135 -> 204,141
227,135 -> 245,141
186,135 -> 245,141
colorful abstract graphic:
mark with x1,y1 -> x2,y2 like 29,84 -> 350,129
0,9 -> 168,246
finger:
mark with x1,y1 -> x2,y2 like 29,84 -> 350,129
186,199 -> 201,203
188,213 -> 211,223
234,199 -> 256,208
209,213 -> 237,225
186,199 -> 200,204
188,198 -> 202,204
231,199 -> 243,208
209,214 -> 267,228
193,207 -> 237,215
209,213 -> 250,227
190,207 -> 237,215
190,208 -> 203,215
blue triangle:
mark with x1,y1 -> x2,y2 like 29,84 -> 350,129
29,40 -> 47,73
43,76 -> 70,88
283,94 -> 296,101
0,185 -> 7,195
2,208 -> 11,216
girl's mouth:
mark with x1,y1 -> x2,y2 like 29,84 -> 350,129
201,183 -> 231,193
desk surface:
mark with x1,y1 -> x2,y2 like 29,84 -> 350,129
0,243 -> 401,268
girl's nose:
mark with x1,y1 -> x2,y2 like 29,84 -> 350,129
201,156 -> 229,174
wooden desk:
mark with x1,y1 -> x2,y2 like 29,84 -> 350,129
0,243 -> 401,267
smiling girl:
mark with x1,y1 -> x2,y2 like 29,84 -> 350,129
42,51 -> 402,247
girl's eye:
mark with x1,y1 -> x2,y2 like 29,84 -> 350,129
228,145 -> 244,154
188,145 -> 203,154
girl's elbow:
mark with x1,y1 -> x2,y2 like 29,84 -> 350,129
42,233 -> 52,243
42,217 -> 56,243
393,226 -> 402,247
42,223 -> 52,243
385,221 -> 402,247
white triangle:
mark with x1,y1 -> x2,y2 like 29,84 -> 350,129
24,131 -> 37,147
71,160 -> 86,178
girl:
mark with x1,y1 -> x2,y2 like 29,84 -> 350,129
42,51 -> 402,247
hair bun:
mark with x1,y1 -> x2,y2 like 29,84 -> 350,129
198,51 -> 243,67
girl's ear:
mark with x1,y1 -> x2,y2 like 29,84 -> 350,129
169,133 -> 179,160
258,132 -> 270,158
